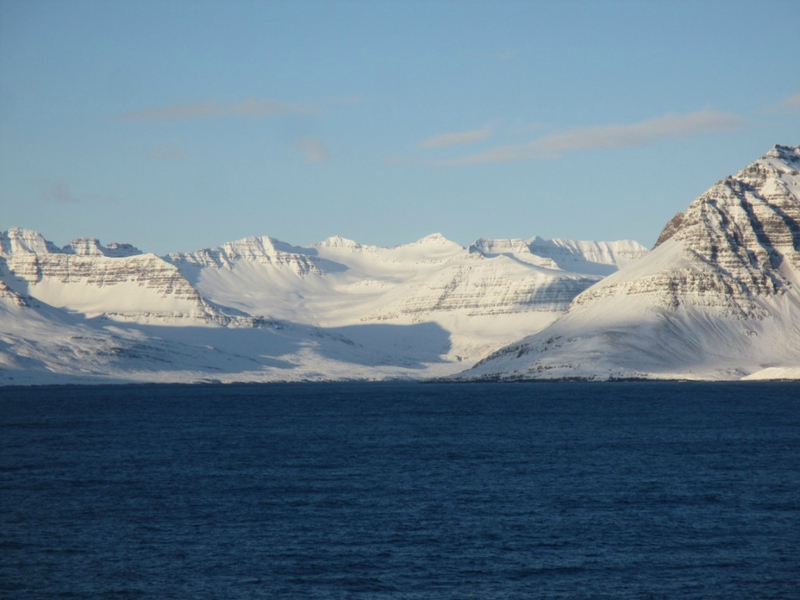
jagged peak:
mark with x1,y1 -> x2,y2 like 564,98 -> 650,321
64,238 -> 104,256
105,242 -> 143,257
0,227 -> 60,256
63,237 -> 142,258
0,228 -> 144,258
741,144 -> 800,178
764,144 -> 800,164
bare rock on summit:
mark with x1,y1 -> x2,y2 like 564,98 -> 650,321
653,212 -> 684,248
63,237 -> 143,258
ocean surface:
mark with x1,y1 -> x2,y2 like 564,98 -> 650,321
1,381 -> 799,599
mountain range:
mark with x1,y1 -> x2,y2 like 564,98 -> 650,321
0,225 -> 645,384
2,144 -> 798,384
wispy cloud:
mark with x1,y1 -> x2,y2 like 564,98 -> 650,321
770,92 -> 800,115
119,98 -> 312,121
430,110 -> 744,165
527,110 -> 743,152
295,137 -> 330,163
40,181 -> 79,204
37,181 -> 119,204
418,126 -> 494,149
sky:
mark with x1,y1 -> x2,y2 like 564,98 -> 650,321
1,0 -> 798,255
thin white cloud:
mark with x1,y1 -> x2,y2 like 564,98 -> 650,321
119,98 -> 312,121
295,137 -> 330,163
533,110 -> 744,151
418,126 -> 494,149
772,92 -> 800,115
431,109 -> 745,165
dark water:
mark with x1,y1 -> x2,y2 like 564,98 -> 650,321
1,382 -> 799,599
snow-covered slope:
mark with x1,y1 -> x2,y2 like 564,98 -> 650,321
0,226 -> 646,384
460,144 -> 800,381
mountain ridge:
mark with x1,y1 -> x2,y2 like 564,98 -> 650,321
0,226 -> 646,384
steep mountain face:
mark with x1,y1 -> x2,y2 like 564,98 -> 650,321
461,145 -> 800,381
0,226 -> 645,384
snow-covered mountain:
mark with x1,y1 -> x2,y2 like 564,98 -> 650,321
0,226 -> 645,384
460,144 -> 800,381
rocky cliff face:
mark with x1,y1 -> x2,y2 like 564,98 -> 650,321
0,227 -> 230,323
461,145 -> 800,381
63,237 -> 142,258
169,236 -> 322,275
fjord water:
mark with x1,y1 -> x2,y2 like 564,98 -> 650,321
1,382 -> 798,599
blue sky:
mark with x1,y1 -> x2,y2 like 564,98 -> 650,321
1,0 -> 798,254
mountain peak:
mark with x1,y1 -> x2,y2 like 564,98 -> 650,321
1,227 -> 60,256
764,144 -> 800,164
314,235 -> 363,250
460,144 -> 800,381
63,237 -> 142,257
412,233 -> 458,245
